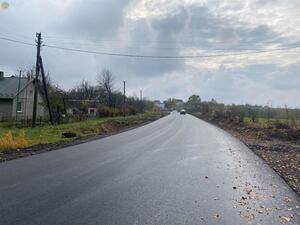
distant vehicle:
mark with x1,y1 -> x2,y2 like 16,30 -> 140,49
180,109 -> 186,115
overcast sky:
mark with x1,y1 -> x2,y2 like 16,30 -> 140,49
0,0 -> 299,107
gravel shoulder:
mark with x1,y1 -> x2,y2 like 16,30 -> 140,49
193,113 -> 300,195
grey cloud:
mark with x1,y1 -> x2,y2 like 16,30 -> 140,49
267,63 -> 300,90
254,0 -> 280,6
151,6 -> 188,38
238,25 -> 277,44
103,9 -> 189,78
228,63 -> 300,92
0,43 -> 36,75
187,6 -> 281,49
230,64 -> 278,81
54,0 -> 130,39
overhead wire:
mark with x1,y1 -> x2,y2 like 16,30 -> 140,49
0,36 -> 36,46
42,39 -> 300,53
1,34 -> 300,59
43,43 -> 300,59
42,33 -> 283,46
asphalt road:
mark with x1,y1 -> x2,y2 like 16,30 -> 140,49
0,113 -> 299,225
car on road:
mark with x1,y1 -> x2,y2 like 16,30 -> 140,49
180,109 -> 186,115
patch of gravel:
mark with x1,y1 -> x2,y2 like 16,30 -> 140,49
228,129 -> 300,195
195,115 -> 300,195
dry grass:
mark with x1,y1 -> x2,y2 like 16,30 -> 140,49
0,113 -> 162,152
0,130 -> 28,151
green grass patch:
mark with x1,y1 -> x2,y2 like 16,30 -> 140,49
0,113 -> 162,152
242,117 -> 300,142
243,117 -> 300,128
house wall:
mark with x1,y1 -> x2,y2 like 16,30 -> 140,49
0,99 -> 13,120
12,82 -> 46,119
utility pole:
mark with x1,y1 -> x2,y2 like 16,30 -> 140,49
32,32 -> 42,127
123,81 -> 126,117
39,56 -> 54,125
16,69 -> 22,122
140,90 -> 143,101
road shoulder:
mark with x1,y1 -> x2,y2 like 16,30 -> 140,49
0,113 -> 166,163
192,113 -> 300,195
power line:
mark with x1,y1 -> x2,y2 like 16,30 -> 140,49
43,43 -> 300,59
1,35 -> 300,59
0,36 -> 36,46
0,25 -> 34,40
44,36 -> 294,51
43,37 -> 300,52
42,34 -> 286,46
1,29 -> 298,51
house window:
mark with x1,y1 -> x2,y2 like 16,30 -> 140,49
17,101 -> 22,112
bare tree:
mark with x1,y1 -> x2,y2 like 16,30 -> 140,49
98,69 -> 114,107
72,80 -> 98,100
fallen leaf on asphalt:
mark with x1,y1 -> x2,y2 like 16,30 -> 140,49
213,214 -> 220,219
244,187 -> 252,195
279,216 -> 291,223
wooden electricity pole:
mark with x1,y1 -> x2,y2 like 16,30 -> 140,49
32,32 -> 42,127
123,81 -> 126,117
15,69 -> 22,121
39,56 -> 53,125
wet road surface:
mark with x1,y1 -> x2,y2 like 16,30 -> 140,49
0,113 -> 299,225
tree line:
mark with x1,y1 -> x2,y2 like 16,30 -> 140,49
43,69 -> 154,118
184,94 -> 300,122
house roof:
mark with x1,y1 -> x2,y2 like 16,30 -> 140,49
0,77 -> 30,99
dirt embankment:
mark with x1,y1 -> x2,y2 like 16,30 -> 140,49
193,113 -> 300,195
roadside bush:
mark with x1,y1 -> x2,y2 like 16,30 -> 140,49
273,120 -> 290,129
290,118 -> 298,130
98,106 -> 123,117
16,130 -> 28,148
289,130 -> 300,140
0,130 -> 28,151
151,107 -> 160,113
127,107 -> 137,116
98,106 -> 110,117
0,131 -> 16,150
